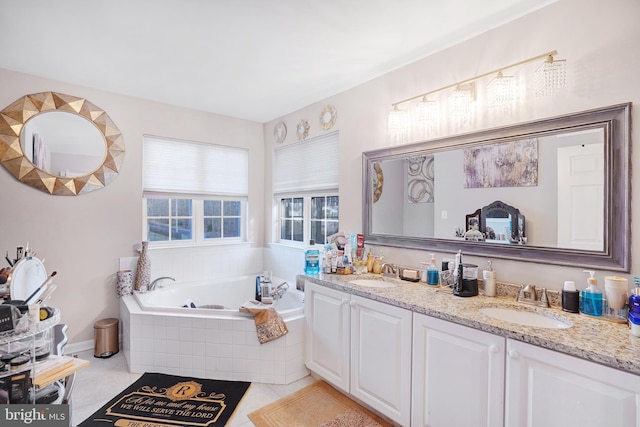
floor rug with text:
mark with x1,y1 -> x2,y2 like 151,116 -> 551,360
79,372 -> 251,427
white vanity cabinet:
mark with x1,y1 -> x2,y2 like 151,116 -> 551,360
304,281 -> 412,426
304,281 -> 350,392
350,294 -> 412,426
505,339 -> 640,427
411,313 -> 505,427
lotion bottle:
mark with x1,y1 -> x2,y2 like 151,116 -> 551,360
580,270 -> 603,317
483,260 -> 496,297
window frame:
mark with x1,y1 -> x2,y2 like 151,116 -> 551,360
276,190 -> 339,247
143,196 -> 248,248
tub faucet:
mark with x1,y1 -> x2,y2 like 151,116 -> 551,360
149,276 -> 175,291
270,282 -> 289,300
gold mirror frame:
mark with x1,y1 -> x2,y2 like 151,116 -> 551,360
0,91 -> 125,195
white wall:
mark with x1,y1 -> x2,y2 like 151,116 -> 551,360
265,0 -> 640,290
0,69 -> 265,343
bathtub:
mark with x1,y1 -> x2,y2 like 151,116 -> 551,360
133,276 -> 303,317
119,275 -> 308,385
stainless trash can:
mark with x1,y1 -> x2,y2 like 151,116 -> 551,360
94,318 -> 119,358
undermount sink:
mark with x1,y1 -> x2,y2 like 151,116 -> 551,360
350,279 -> 398,288
479,307 -> 573,329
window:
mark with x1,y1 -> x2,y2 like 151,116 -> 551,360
280,197 -> 303,242
143,135 -> 248,245
311,195 -> 339,244
147,198 -> 193,241
274,132 -> 339,246
204,200 -> 242,239
278,195 -> 339,245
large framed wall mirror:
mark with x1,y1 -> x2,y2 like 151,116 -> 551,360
0,91 -> 125,195
363,103 -> 631,271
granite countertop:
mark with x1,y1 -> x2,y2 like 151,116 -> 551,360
298,273 -> 640,376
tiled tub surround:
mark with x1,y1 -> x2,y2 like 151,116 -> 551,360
300,273 -> 640,376
120,277 -> 308,384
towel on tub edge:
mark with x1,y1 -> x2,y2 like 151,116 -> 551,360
239,306 -> 288,344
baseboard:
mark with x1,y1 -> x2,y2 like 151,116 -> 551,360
65,339 -> 93,355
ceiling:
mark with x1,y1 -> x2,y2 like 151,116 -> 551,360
0,0 -> 555,123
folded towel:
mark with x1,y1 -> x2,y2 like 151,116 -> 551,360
239,307 -> 288,344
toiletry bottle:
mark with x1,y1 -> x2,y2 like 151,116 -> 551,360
344,243 -> 353,268
261,271 -> 273,303
373,254 -> 383,274
426,253 -> 440,286
366,250 -> 374,273
483,260 -> 496,297
255,275 -> 263,301
330,249 -> 338,273
305,240 -> 320,274
580,270 -> 603,317
453,250 -> 463,293
323,244 -> 332,273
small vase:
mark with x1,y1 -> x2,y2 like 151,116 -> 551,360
134,241 -> 151,292
116,270 -> 133,297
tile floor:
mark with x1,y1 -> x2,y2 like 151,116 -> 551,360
71,349 -> 316,426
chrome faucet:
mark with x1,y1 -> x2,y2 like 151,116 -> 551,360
270,282 -> 289,300
381,263 -> 398,279
517,284 -> 549,307
149,276 -> 175,291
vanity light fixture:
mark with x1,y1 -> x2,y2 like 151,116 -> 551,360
415,96 -> 439,136
487,71 -> 516,111
534,54 -> 567,97
387,50 -> 565,139
387,105 -> 409,145
448,83 -> 475,127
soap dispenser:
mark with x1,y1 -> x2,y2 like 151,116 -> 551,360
580,270 -> 603,317
420,254 -> 440,286
483,260 -> 496,297
424,253 -> 440,286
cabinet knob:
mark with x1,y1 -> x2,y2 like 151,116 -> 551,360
340,299 -> 349,306
349,300 -> 356,307
508,349 -> 520,359
489,345 -> 500,354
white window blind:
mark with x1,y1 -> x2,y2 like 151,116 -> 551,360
273,131 -> 339,193
143,135 -> 249,197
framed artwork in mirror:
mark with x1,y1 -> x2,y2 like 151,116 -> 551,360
465,209 -> 481,232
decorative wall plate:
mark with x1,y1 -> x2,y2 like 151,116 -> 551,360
273,121 -> 287,143
320,105 -> 337,130
296,119 -> 310,141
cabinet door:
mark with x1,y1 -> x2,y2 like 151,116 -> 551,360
506,339 -> 640,427
304,281 -> 350,392
350,295 -> 412,426
412,314 -> 505,427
